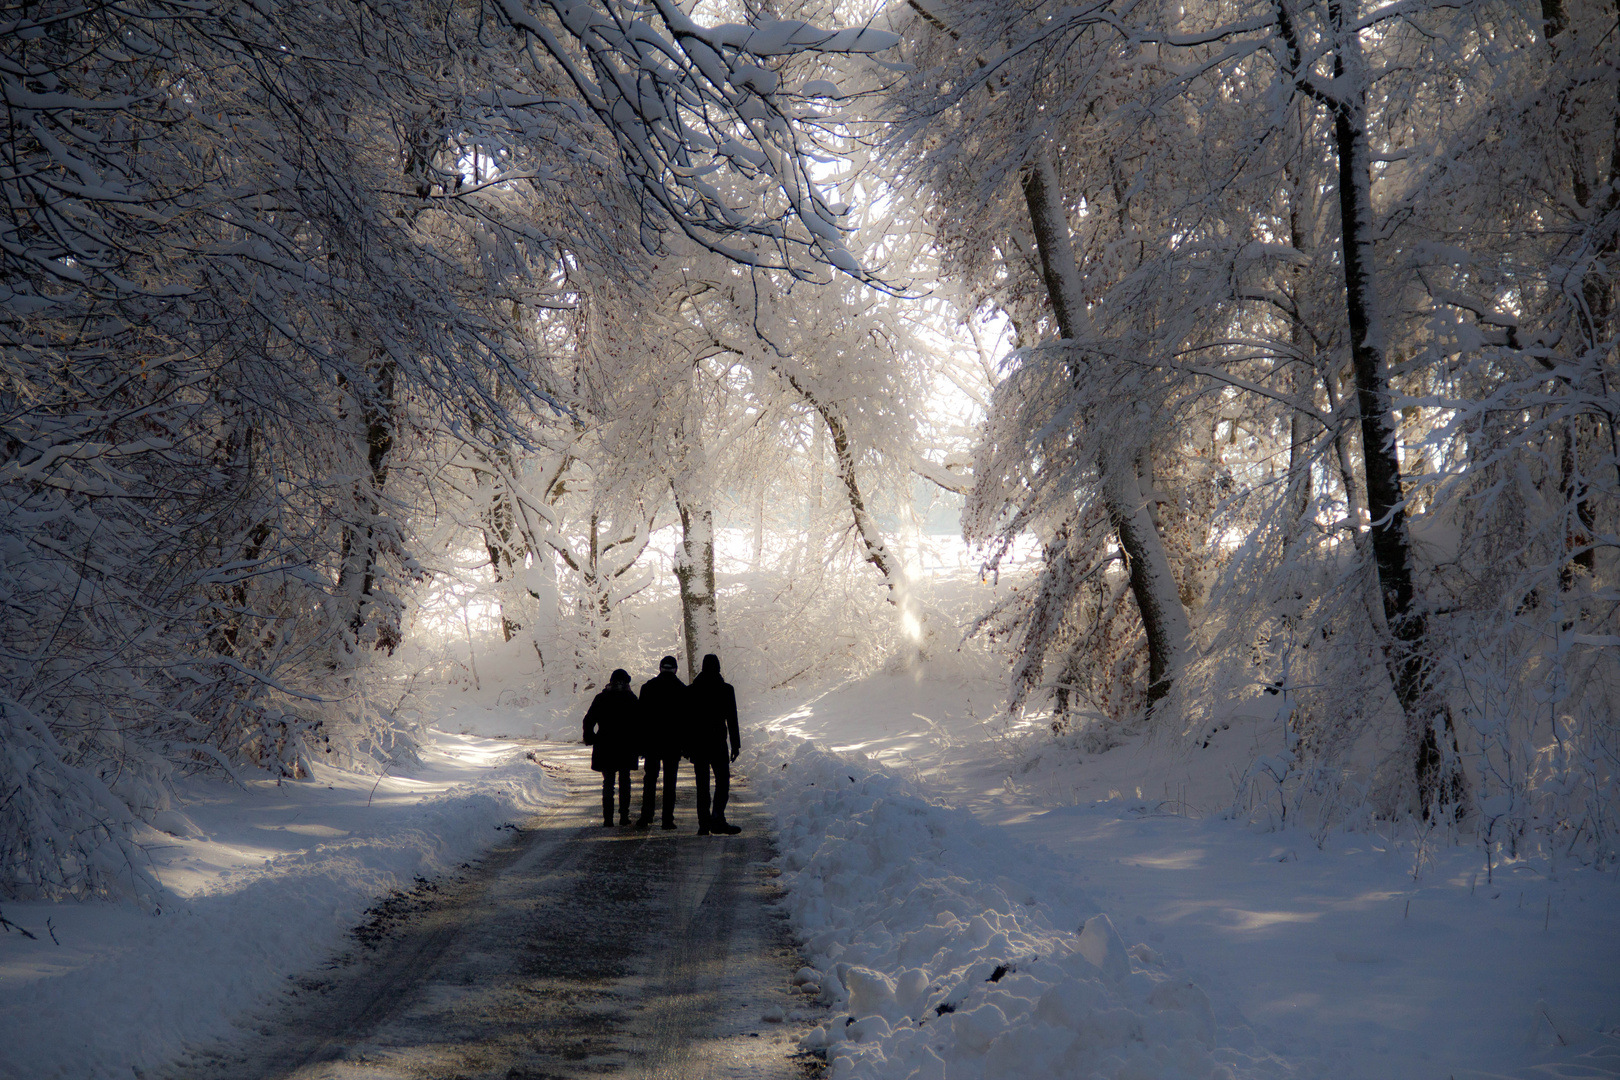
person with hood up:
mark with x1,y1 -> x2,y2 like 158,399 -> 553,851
582,669 -> 641,826
687,653 -> 741,836
635,655 -> 689,829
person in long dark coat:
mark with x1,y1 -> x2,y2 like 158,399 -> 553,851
582,669 -> 641,826
687,653 -> 741,835
635,655 -> 689,829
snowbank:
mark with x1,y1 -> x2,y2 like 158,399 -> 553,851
749,669 -> 1620,1079
745,729 -> 1291,1080
0,733 -> 564,1080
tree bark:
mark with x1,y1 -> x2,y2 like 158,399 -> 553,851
1321,3 -> 1451,809
332,110 -> 446,661
1540,13 -> 1615,584
474,436 -> 523,642
752,480 -> 766,570
1284,171 -> 1317,540
335,357 -> 399,656
672,486 -> 721,675
1019,143 -> 1191,707
782,374 -> 907,593
1268,0 -> 1455,808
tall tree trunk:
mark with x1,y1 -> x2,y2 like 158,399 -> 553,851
752,479 -> 767,571
471,434 -> 522,642
332,111 -> 448,662
1284,171 -> 1317,540
335,356 -> 399,656
810,414 -> 825,513
1286,374 -> 1316,530
1540,4 -> 1614,585
1020,143 -> 1191,707
1320,3 -> 1452,808
586,507 -> 613,633
513,453 -> 571,670
783,375 -> 906,592
672,485 -> 721,675
1559,420 -> 1598,588
783,372 -> 928,649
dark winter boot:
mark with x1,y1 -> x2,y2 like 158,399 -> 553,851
713,821 -> 741,835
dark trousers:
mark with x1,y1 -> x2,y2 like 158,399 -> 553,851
640,756 -> 679,824
693,757 -> 730,830
600,768 -> 631,824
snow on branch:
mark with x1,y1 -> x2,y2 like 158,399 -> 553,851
495,0 -> 897,282
912,453 -> 974,495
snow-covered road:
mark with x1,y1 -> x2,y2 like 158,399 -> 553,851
162,745 -> 815,1080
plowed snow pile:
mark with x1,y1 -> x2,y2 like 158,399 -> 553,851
747,731 -> 1291,1080
743,661 -> 1620,1080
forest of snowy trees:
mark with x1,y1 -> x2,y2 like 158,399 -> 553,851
1,0 -> 1615,901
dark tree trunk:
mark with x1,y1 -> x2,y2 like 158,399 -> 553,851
335,358 -> 399,654
782,372 -> 906,592
1323,7 -> 1453,810
783,370 -> 927,653
1019,145 -> 1190,707
472,434 -> 522,642
1284,175 -> 1317,538
1272,0 -> 1455,808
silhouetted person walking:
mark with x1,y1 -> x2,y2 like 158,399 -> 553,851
688,654 -> 741,836
636,655 -> 688,829
582,669 -> 640,826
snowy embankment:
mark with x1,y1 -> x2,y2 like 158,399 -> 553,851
0,733 -> 563,1080
744,729 -> 1290,1080
748,667 -> 1620,1080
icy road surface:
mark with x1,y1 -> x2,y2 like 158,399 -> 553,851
168,746 -> 817,1080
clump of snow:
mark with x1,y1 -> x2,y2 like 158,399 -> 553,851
744,729 -> 1289,1080
0,732 -> 563,1080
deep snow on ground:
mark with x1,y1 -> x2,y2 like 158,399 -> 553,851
745,727 -> 1294,1080
751,664 -> 1620,1080
0,733 -> 563,1080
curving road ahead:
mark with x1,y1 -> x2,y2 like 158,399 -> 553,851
169,745 -> 819,1080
